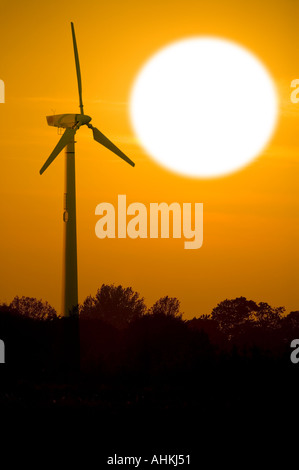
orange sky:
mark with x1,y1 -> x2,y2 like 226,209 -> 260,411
0,0 -> 298,318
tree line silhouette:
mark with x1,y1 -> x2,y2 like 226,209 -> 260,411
0,284 -> 298,417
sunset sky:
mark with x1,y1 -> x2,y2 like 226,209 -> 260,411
0,0 -> 298,318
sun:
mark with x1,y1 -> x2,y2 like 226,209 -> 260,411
129,37 -> 278,178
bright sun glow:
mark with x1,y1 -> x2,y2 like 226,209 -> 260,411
129,37 -> 278,178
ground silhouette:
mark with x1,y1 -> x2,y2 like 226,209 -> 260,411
0,284 -> 298,434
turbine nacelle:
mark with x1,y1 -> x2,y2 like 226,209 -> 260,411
46,113 -> 91,128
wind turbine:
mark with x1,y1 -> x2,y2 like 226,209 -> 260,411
40,22 -> 135,317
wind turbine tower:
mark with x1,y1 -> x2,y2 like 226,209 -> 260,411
40,22 -> 135,316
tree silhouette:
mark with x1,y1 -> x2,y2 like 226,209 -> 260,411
187,315 -> 223,346
283,310 -> 299,329
211,297 -> 257,333
9,296 -> 57,320
0,286 -> 298,422
211,297 -> 285,334
149,296 -> 182,318
254,302 -> 284,328
281,310 -> 299,343
79,284 -> 146,328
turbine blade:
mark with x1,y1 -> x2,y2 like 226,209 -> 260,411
40,128 -> 76,175
71,22 -> 84,115
91,126 -> 135,167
